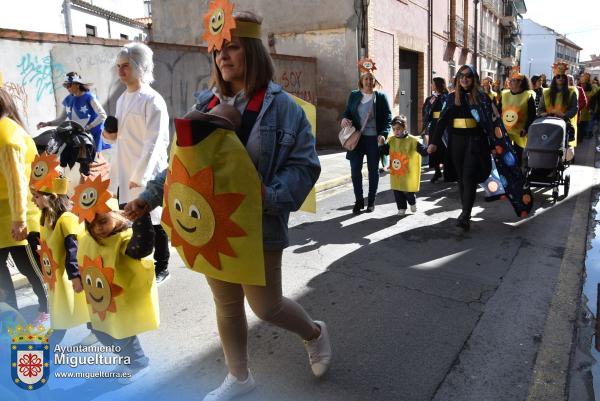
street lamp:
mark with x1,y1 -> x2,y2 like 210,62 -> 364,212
528,58 -> 534,77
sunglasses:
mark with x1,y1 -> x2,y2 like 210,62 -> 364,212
555,75 -> 565,80
458,72 -> 474,79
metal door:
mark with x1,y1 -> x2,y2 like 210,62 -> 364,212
399,50 -> 419,134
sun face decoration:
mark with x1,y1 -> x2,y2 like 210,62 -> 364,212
80,255 -> 123,321
37,240 -> 58,291
30,153 -> 60,191
357,58 -> 377,74
202,0 -> 236,52
502,106 -> 520,130
72,176 -> 112,223
389,151 -> 410,176
162,156 -> 246,270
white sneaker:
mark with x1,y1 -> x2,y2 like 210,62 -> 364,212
77,332 -> 99,346
303,321 -> 332,378
397,209 -> 406,216
410,204 -> 417,213
202,371 -> 256,401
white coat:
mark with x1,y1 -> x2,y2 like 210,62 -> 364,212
112,84 -> 170,224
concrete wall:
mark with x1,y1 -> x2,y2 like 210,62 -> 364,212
0,30 -> 317,143
519,19 -> 555,79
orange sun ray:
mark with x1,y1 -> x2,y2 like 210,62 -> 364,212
72,176 -> 112,223
37,240 -> 58,291
202,0 -> 236,52
30,152 -> 60,191
80,255 -> 123,321
162,155 -> 246,270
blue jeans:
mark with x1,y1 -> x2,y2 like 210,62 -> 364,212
349,135 -> 380,205
93,330 -> 149,368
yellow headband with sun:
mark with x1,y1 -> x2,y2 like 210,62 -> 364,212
358,58 -> 377,75
203,0 -> 262,52
552,62 -> 568,76
30,153 -> 64,193
72,176 -> 113,223
510,66 -> 524,80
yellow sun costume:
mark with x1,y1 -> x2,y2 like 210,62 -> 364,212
501,89 -> 535,148
387,135 -> 422,192
542,87 -> 578,147
0,117 -> 40,248
161,118 -> 265,286
294,95 -> 317,213
38,213 -> 89,329
73,177 -> 159,339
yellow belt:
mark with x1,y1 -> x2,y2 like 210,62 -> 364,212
432,111 -> 441,119
453,118 -> 477,129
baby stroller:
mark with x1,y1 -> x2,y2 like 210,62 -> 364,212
524,116 -> 570,203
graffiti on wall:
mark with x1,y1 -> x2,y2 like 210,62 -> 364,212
276,70 -> 315,105
3,81 -> 30,125
16,54 -> 65,102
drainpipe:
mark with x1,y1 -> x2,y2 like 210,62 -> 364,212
63,0 -> 73,36
473,0 -> 479,70
428,0 -> 433,93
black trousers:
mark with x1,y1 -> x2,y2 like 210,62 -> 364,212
393,191 -> 416,209
0,233 -> 48,312
449,134 -> 490,217
119,203 -> 169,274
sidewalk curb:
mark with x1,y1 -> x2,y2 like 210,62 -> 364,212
526,143 -> 599,401
315,174 -> 353,193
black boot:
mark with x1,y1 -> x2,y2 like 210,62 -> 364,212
455,211 -> 471,231
352,199 -> 364,215
430,169 -> 442,183
366,200 -> 375,213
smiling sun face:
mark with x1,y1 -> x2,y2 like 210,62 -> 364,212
202,0 -> 236,52
389,151 -> 410,176
502,106 -> 520,129
37,240 -> 58,291
162,156 -> 246,270
30,153 -> 60,191
72,176 -> 112,223
81,255 -> 123,321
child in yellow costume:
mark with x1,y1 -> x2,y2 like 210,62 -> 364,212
29,153 -> 91,346
73,176 -> 158,382
378,115 -> 429,216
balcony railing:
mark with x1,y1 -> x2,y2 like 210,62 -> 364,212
468,26 -> 475,50
456,16 -> 464,46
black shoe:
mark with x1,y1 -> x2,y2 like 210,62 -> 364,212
155,270 -> 170,285
352,200 -> 364,215
365,203 -> 375,213
430,170 -> 442,183
455,213 -> 470,231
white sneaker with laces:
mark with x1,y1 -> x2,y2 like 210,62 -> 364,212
202,371 -> 256,401
32,312 -> 50,327
303,320 -> 332,378
410,204 -> 417,213
397,209 -> 406,216
115,364 -> 150,385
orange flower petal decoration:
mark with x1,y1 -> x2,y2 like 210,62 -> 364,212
202,0 -> 236,52
72,176 -> 112,223
80,255 -> 123,321
30,153 -> 60,191
358,58 -> 377,74
37,240 -> 58,291
389,151 -> 410,176
162,155 -> 246,270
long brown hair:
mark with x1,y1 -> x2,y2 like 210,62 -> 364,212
0,88 -> 26,128
37,191 -> 71,229
85,212 -> 129,244
454,66 -> 482,106
432,77 -> 448,94
210,11 -> 274,99
549,75 -> 570,107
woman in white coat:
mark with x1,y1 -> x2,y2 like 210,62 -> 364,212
103,42 -> 171,283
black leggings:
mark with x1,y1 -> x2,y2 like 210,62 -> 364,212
450,135 -> 487,217
0,233 -> 48,312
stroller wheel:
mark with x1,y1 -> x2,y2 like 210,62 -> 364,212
563,174 -> 570,198
552,188 -> 559,203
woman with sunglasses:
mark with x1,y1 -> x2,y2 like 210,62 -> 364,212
498,71 -> 536,167
537,64 -> 578,145
427,65 -> 500,231
422,77 -> 449,183
37,72 -> 109,154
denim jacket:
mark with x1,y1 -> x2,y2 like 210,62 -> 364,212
139,81 -> 321,250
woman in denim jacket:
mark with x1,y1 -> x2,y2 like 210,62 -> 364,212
341,63 -> 392,214
124,9 -> 330,401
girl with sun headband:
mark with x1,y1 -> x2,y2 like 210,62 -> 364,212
72,176 -> 158,384
125,1 -> 326,399
29,153 -> 93,347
